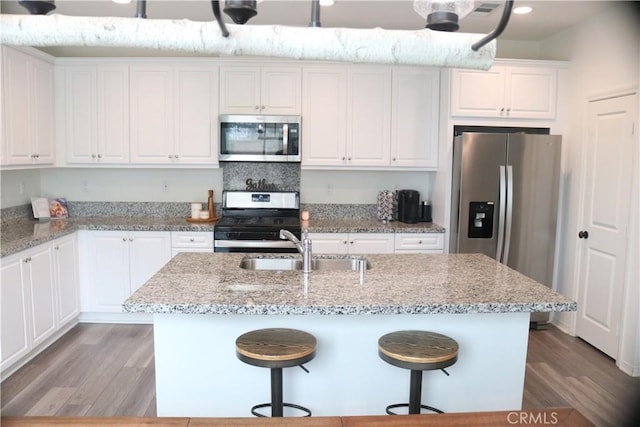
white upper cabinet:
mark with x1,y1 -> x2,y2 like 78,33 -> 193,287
390,67 -> 439,168
347,66 -> 392,167
130,64 -> 219,165
1,46 -> 55,166
219,65 -> 301,115
302,64 -> 439,170
301,67 -> 347,166
64,65 -> 130,164
450,63 -> 558,119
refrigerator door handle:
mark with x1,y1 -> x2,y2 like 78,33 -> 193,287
503,165 -> 514,264
496,165 -> 507,262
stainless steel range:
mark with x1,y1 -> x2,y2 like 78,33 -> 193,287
214,191 -> 302,253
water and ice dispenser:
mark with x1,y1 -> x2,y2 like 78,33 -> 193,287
468,202 -> 494,238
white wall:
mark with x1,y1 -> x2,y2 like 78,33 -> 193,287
539,2 -> 639,373
0,169 -> 42,208
301,170 -> 432,204
38,168 -> 224,203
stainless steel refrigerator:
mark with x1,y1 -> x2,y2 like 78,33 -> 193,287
449,132 -> 562,325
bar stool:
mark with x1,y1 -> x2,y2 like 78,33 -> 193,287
378,330 -> 458,415
236,328 -> 316,417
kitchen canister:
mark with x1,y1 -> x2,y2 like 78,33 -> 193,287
376,190 -> 395,222
191,202 -> 202,219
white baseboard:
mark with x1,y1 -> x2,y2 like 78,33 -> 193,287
78,312 -> 153,324
1,318 -> 78,382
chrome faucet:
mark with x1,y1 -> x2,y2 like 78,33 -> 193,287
279,229 -> 312,273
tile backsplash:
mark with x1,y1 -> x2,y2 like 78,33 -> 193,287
222,162 -> 300,192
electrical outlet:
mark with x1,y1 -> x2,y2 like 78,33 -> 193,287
161,181 -> 169,193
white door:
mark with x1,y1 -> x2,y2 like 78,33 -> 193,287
347,67 -> 391,166
54,235 -> 80,325
128,231 -> 172,293
130,66 -> 174,163
576,93 -> 637,359
301,67 -> 347,166
26,245 -> 57,347
0,256 -> 30,369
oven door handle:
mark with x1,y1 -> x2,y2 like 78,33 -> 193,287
214,240 -> 296,249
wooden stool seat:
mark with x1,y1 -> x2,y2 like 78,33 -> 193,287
236,328 -> 316,368
378,330 -> 458,415
236,328 -> 316,417
378,330 -> 458,371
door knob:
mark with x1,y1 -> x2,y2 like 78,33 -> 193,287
578,230 -> 589,239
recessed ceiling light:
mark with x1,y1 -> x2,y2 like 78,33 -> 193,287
112,0 -> 131,4
513,6 -> 532,15
320,0 -> 335,6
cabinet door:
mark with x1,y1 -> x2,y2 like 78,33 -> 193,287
0,256 -> 30,369
391,68 -> 439,168
2,47 -> 33,165
261,67 -> 301,115
130,66 -> 174,163
301,67 -> 347,166
219,67 -> 261,114
65,67 -> 97,163
53,234 -> 80,325
128,231 -> 171,294
30,56 -> 55,164
25,245 -> 57,347
308,233 -> 349,254
506,67 -> 557,119
347,67 -> 391,166
84,231 -> 131,312
450,67 -> 505,117
349,233 -> 395,254
174,66 -> 218,164
97,66 -> 130,163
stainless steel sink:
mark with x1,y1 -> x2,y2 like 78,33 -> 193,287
239,256 -> 370,272
239,257 -> 303,271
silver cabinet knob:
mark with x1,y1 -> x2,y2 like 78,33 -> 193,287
129,237 -> 134,242
254,105 -> 260,110
97,154 -> 102,159
174,154 -> 179,159
123,237 -> 127,242
92,154 -> 97,159
190,238 -> 195,242
418,240 -> 423,244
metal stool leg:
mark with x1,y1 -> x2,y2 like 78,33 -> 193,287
408,369 -> 422,414
271,367 -> 283,417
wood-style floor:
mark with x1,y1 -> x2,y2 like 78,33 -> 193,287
1,323 -> 639,426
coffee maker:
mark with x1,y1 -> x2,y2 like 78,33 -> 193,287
397,189 -> 421,224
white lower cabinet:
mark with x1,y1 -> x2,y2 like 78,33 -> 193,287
80,230 -> 171,312
394,233 -> 444,254
53,234 -> 80,325
1,235 -> 79,377
170,231 -> 214,257
309,233 -> 395,254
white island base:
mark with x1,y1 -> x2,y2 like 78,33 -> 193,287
153,311 -> 530,417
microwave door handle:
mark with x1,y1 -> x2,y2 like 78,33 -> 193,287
282,123 -> 289,155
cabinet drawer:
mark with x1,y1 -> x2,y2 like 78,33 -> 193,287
171,232 -> 214,249
394,233 -> 444,251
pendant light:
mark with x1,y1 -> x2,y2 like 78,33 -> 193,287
223,0 -> 258,25
18,0 -> 56,15
413,0 -> 474,32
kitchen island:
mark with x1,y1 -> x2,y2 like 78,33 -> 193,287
123,252 -> 576,417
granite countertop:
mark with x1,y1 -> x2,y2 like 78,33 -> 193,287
123,252 -> 577,315
0,217 -> 444,258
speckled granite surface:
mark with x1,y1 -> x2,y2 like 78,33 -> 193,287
1,216 -> 443,257
123,252 -> 576,315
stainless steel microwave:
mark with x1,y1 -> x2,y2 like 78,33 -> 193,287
219,115 -> 301,162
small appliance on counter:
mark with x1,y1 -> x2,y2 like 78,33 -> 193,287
397,189 -> 420,224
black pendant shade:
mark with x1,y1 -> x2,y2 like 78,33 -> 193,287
426,11 -> 460,32
223,0 -> 258,25
19,0 -> 56,15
